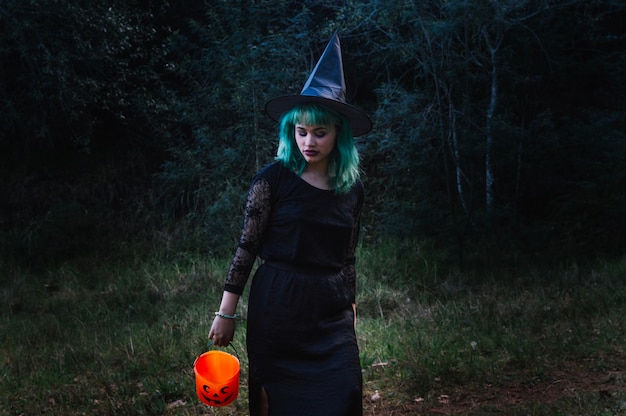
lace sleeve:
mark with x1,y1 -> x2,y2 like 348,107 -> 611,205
342,182 -> 364,303
224,176 -> 272,294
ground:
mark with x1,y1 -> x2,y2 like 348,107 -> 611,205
363,354 -> 626,415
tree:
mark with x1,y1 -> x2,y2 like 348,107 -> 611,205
0,0 -> 172,263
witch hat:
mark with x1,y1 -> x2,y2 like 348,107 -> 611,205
265,31 -> 372,136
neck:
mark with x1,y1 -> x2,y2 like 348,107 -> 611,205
304,160 -> 328,175
301,163 -> 330,190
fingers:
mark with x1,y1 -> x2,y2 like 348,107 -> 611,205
208,315 -> 236,347
210,335 -> 232,347
208,328 -> 233,347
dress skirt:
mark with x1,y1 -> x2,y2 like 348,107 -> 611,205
246,262 -> 362,416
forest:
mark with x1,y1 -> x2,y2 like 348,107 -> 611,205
1,0 -> 625,269
2,2 -> 626,415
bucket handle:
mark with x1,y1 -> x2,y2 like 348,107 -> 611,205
206,339 -> 240,357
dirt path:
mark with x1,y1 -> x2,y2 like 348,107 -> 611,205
364,355 -> 626,415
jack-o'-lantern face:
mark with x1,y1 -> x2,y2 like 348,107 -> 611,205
201,384 -> 235,406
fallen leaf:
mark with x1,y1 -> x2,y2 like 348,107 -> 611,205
167,399 -> 186,409
371,361 -> 388,367
370,390 -> 381,401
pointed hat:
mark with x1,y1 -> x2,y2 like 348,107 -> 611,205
265,31 -> 372,136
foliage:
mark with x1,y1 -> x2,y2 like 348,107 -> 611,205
0,0 -> 170,152
1,0 -> 625,266
0,0 -> 171,264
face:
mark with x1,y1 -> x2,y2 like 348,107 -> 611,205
295,123 -> 337,167
200,384 -> 235,406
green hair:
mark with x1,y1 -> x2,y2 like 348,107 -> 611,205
275,103 -> 360,194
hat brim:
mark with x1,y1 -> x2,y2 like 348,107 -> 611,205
265,95 -> 372,137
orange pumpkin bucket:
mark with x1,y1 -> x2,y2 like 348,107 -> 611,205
193,350 -> 240,407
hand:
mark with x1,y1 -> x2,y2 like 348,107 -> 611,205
208,315 -> 236,347
209,291 -> 240,347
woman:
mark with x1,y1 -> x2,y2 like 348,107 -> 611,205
209,32 -> 372,416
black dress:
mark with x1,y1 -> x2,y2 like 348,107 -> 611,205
224,161 -> 364,416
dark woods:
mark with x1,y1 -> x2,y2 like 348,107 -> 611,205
1,0 -> 625,269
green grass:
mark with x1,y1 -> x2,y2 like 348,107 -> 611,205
1,241 -> 626,415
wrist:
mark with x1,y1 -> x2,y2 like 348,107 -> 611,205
215,311 -> 240,319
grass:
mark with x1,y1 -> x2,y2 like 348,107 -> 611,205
1,240 -> 626,415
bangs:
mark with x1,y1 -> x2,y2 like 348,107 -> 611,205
289,103 -> 342,127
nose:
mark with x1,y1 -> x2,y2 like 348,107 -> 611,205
303,133 -> 315,147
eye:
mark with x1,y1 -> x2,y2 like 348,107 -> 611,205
315,131 -> 327,138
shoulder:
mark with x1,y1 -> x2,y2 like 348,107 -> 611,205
250,161 -> 292,199
255,160 -> 286,181
350,179 -> 364,199
254,161 -> 300,190
349,179 -> 365,209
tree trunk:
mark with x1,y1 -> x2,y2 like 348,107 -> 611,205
448,99 -> 469,216
483,27 -> 501,217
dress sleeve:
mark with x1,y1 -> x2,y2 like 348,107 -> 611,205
342,181 -> 364,303
224,176 -> 272,294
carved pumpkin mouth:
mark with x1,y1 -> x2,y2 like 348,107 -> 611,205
200,385 -> 235,406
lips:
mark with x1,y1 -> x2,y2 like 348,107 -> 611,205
303,150 -> 319,157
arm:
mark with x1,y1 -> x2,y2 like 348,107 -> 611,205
209,176 -> 272,347
348,182 -> 364,329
